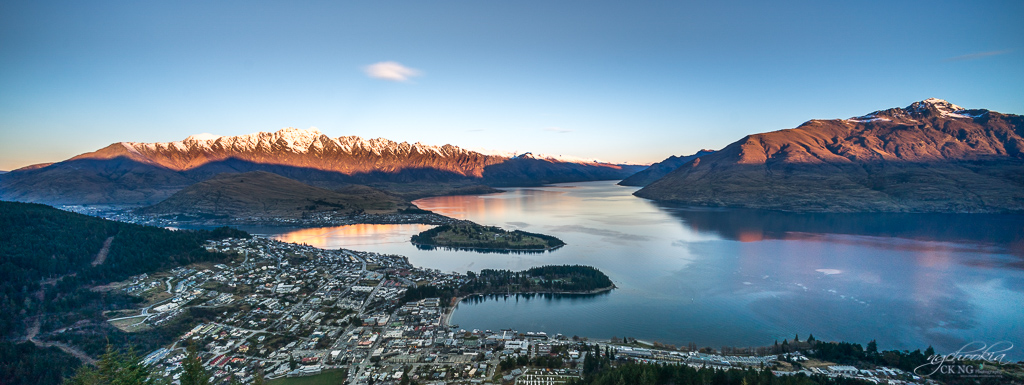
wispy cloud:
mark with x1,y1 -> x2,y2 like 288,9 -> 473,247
364,61 -> 422,82
943,50 -> 1011,62
543,127 -> 573,133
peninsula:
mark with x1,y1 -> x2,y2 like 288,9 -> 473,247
405,264 -> 615,308
410,222 -> 565,252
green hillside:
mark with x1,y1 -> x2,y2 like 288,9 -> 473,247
0,201 -> 246,385
139,171 -> 417,221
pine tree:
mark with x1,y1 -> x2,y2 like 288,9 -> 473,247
181,343 -> 210,385
253,369 -> 266,385
65,345 -> 153,385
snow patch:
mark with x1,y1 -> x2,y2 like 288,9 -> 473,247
116,128 -> 619,168
907,98 -> 973,118
185,133 -> 222,141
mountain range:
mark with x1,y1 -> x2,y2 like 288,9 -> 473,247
618,149 -> 715,186
635,98 -> 1024,213
2,99 -> 1021,214
0,128 -> 643,205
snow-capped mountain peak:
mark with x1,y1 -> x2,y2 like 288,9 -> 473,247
907,98 -> 967,116
273,127 -> 324,151
184,133 -> 223,142
849,98 -> 976,122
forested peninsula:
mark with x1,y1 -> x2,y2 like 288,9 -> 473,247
404,264 -> 615,306
411,222 -> 565,252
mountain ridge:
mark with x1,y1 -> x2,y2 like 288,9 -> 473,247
0,128 -> 641,205
635,99 -> 1024,213
138,171 -> 412,220
618,150 -> 715,187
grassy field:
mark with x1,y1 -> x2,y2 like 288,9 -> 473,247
107,316 -> 152,332
269,369 -> 348,385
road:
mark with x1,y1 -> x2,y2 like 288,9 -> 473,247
25,317 -> 97,365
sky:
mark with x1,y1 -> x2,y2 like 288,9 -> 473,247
1,1 -> 1022,170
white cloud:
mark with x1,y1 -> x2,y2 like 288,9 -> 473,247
543,127 -> 573,133
364,61 -> 422,82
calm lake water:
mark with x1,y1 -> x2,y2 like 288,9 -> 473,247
258,181 -> 1024,359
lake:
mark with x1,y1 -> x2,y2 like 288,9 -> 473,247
260,181 -> 1024,359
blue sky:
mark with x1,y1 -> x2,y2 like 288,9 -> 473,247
1,1 -> 1022,170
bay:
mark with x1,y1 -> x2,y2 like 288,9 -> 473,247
260,181 -> 1024,359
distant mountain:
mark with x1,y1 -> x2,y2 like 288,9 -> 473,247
636,99 -> 1024,213
0,128 -> 639,205
481,153 -> 646,186
618,150 -> 715,187
138,171 -> 411,220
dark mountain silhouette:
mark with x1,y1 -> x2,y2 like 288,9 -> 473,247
482,154 -> 644,187
138,171 -> 411,220
618,150 -> 715,187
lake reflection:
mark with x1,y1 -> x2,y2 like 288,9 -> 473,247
265,181 -> 1024,359
270,224 -> 436,250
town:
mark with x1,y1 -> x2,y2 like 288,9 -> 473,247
102,236 -> 930,385
58,204 -> 460,228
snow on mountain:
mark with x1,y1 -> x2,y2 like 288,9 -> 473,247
849,98 -> 978,122
122,127 -> 483,160
472,148 -> 612,164
185,133 -> 223,141
117,127 -> 624,169
1,127 -> 645,205
636,98 -> 1024,213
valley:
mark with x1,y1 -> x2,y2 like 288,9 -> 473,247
2,99 -> 1023,385
5,2 -> 1023,384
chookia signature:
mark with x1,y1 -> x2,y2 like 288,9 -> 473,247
914,341 -> 1013,376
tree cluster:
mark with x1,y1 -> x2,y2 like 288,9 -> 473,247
0,342 -> 81,385
500,351 -> 566,371
0,201 -> 247,337
0,201 -> 249,385
403,265 -> 613,305
411,223 -> 565,250
807,340 -> 934,374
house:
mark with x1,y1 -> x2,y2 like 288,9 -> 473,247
828,365 -> 858,375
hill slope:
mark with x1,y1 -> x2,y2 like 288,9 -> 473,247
618,150 -> 715,187
0,128 -> 639,205
138,171 -> 411,219
0,201 -> 245,337
0,201 -> 247,385
635,99 -> 1024,213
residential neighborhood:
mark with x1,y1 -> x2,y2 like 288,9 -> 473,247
101,236 -> 930,385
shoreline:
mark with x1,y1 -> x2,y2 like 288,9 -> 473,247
440,284 -> 616,328
125,212 -> 459,230
411,241 -> 565,253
